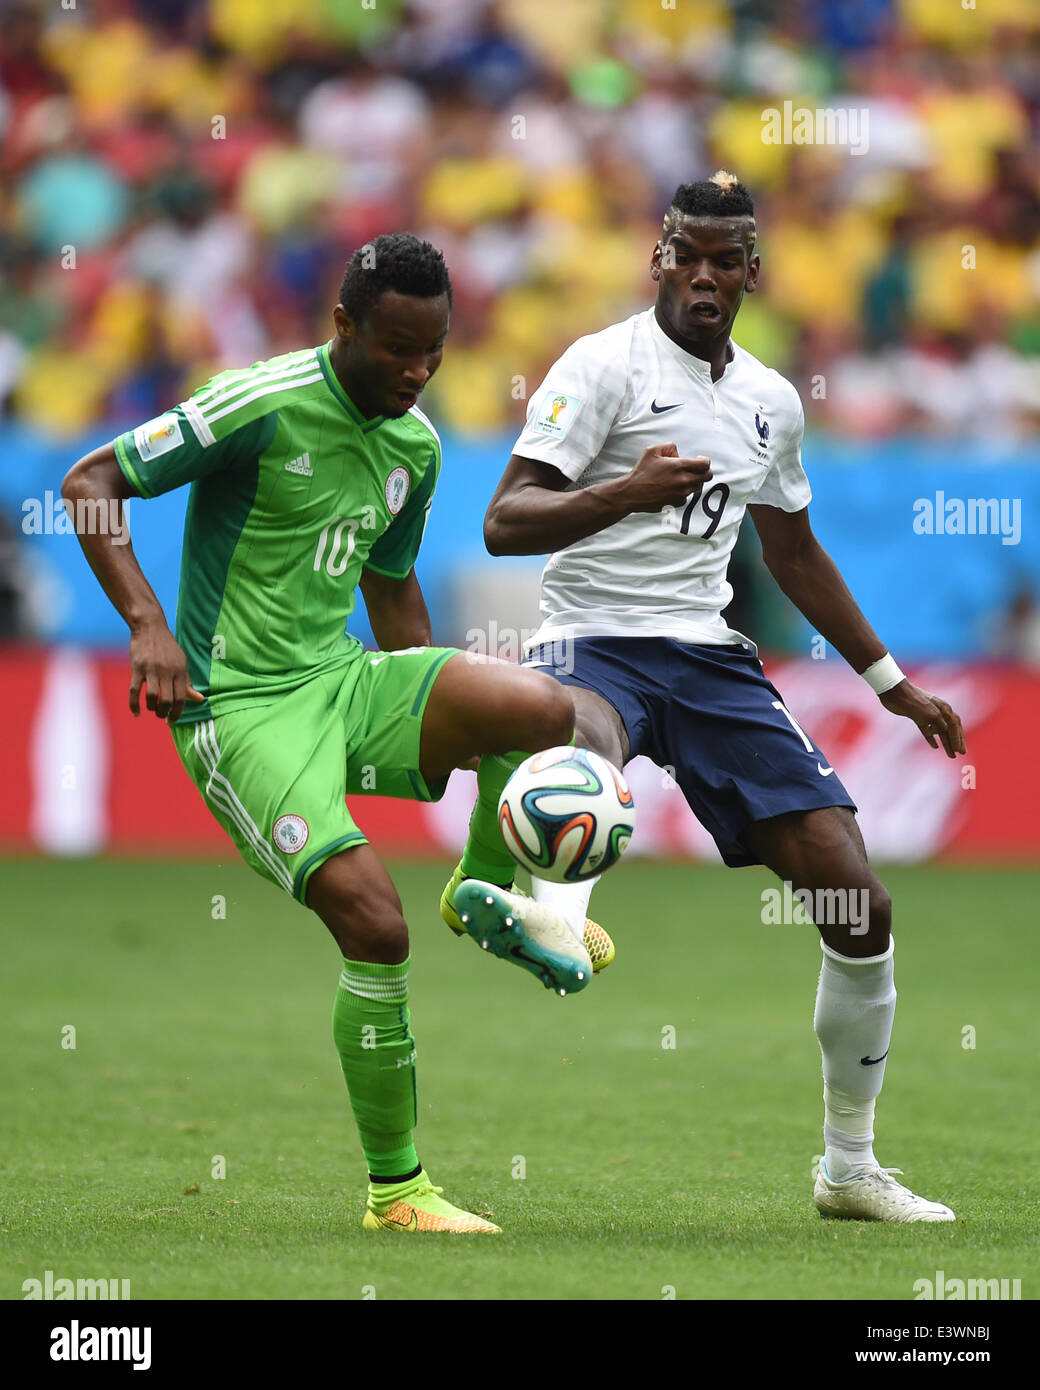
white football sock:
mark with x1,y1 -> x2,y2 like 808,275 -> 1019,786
813,937 -> 896,1179
530,876 -> 598,946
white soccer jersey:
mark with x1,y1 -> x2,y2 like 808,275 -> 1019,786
513,307 -> 811,651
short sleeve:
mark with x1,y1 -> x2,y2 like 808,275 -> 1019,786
751,392 -> 812,512
511,338 -> 629,481
365,445 -> 440,579
113,399 -> 272,499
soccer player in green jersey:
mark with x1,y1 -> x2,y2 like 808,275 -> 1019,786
62,234 -> 597,1234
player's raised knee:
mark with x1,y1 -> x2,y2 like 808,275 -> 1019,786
518,669 -> 574,750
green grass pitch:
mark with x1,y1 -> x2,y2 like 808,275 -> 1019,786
2,856 -> 1037,1301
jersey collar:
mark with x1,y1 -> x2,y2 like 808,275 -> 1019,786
649,310 -> 739,384
317,343 -> 387,432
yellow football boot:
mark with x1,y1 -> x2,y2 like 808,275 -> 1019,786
362,1171 -> 501,1233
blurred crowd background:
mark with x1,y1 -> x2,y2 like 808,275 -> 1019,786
2,0 -> 1038,441
1,0 -> 1038,658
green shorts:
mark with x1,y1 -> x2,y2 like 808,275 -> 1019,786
171,645 -> 459,904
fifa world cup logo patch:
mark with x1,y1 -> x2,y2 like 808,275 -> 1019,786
133,411 -> 184,461
535,390 -> 582,439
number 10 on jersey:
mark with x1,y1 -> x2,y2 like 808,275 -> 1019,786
313,516 -> 358,576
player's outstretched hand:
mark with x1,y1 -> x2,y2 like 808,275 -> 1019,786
619,442 -> 713,513
129,617 -> 205,724
879,680 -> 966,758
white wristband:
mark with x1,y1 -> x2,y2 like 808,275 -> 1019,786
860,653 -> 905,695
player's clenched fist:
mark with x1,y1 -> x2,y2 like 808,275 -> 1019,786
615,442 -> 712,513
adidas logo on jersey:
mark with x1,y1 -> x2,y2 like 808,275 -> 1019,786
285,453 -> 313,476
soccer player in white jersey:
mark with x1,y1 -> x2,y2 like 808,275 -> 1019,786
443,172 -> 967,1223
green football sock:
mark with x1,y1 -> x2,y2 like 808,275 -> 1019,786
333,957 -> 419,1179
460,750 -> 528,885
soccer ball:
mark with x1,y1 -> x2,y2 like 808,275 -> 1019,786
497,746 -> 636,884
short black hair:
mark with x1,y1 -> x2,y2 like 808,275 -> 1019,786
664,171 -> 756,249
338,233 -> 453,323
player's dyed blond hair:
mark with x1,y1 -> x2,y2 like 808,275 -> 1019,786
663,171 -> 757,251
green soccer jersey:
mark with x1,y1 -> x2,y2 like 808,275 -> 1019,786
114,344 -> 441,725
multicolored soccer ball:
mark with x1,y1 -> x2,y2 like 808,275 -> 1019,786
498,747 -> 636,884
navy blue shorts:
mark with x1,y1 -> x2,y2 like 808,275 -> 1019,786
524,637 -> 856,869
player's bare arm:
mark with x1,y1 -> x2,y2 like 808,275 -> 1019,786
62,442 -> 203,723
484,444 -> 712,556
359,567 -> 432,650
749,501 -> 966,758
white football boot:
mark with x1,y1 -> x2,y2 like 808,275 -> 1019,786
453,879 -> 593,995
813,1156 -> 955,1222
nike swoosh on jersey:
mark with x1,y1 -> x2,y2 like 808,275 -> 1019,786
370,655 -> 389,665
650,400 -> 682,414
818,763 -> 835,776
